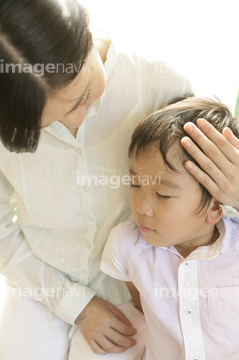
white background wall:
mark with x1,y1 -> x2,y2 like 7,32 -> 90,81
82,0 -> 239,110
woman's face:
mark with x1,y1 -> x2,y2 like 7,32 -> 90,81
41,45 -> 106,130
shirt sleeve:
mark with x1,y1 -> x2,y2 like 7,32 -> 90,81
0,171 -> 96,325
100,223 -> 131,282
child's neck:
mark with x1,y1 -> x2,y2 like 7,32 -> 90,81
174,226 -> 219,258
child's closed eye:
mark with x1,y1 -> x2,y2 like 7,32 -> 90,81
157,193 -> 171,200
130,183 -> 140,188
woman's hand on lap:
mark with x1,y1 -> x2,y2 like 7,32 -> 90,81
75,296 -> 137,355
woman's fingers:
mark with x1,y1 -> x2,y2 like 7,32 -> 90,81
88,327 -> 136,355
181,118 -> 239,210
184,119 -> 239,166
183,158 -> 222,200
181,135 -> 227,185
222,127 -> 239,151
75,296 -> 137,355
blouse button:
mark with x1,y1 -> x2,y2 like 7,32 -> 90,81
82,186 -> 90,192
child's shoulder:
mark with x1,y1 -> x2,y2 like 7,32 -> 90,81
103,219 -> 143,266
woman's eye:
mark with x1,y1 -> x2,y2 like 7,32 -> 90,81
67,91 -> 91,115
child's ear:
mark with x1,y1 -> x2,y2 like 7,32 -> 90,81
206,198 -> 223,224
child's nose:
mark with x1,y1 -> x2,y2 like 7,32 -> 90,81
136,197 -> 154,217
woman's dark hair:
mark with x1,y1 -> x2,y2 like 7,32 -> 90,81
129,97 -> 239,213
0,0 -> 92,152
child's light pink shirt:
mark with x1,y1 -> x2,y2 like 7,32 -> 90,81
101,215 -> 239,360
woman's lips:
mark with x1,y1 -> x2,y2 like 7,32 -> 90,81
138,224 -> 154,233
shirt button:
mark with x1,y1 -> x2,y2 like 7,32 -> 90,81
184,262 -> 189,267
85,242 -> 92,249
192,357 -> 199,360
82,186 -> 90,192
76,148 -> 82,154
88,217 -> 94,222
82,270 -> 88,276
185,309 -> 193,316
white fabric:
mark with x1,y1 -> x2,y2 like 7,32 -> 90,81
0,280 -> 145,360
0,37 -> 192,325
101,216 -> 239,360
0,281 -> 71,360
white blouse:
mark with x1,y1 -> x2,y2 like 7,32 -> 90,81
0,38 -> 192,325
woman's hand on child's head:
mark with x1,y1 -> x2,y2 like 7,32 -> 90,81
181,118 -> 239,212
75,296 -> 137,355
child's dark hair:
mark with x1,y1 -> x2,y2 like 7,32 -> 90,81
0,0 -> 92,152
129,97 -> 239,213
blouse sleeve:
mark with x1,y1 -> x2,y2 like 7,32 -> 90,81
0,170 -> 96,325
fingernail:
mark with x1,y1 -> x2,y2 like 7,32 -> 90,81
181,137 -> 191,148
184,123 -> 194,133
197,118 -> 205,128
185,161 -> 192,169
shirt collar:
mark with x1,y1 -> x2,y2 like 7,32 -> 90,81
187,217 -> 239,260
136,233 -> 153,249
135,217 -> 239,259
219,217 -> 239,255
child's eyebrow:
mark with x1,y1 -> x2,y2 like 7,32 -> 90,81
130,168 -> 182,189
159,179 -> 182,189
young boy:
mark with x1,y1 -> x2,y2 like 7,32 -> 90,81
100,97 -> 239,360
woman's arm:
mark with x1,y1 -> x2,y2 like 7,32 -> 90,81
0,170 -> 96,324
0,170 -> 137,355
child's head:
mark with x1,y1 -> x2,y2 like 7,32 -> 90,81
128,97 -> 239,256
